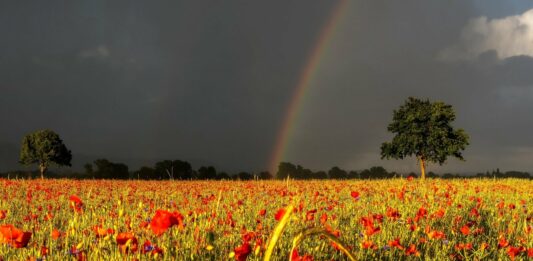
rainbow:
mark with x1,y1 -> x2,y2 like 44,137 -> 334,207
268,0 -> 349,175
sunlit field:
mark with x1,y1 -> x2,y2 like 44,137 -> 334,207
0,178 -> 531,260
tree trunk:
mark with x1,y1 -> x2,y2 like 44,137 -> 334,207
419,157 -> 426,180
39,163 -> 47,179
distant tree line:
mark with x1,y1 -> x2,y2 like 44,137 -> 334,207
80,159 -> 271,180
274,162 -> 531,180
1,160 -> 530,180
275,162 -> 401,179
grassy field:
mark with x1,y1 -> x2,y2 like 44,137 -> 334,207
0,178 -> 531,260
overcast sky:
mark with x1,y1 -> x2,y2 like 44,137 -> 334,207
2,1 -> 533,174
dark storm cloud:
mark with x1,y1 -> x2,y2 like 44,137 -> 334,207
2,1 -> 533,174
285,1 -> 533,173
0,1 -> 337,172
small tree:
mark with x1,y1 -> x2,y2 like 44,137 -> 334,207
380,97 -> 469,179
19,129 -> 72,179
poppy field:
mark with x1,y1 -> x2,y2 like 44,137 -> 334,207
0,178 -> 532,260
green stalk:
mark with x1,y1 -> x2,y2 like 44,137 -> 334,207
290,227 -> 356,261
263,205 -> 295,261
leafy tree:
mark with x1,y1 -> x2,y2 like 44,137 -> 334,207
359,169 -> 371,179
276,162 -> 297,179
207,166 -> 217,179
312,171 -> 328,179
154,160 -> 192,180
258,171 -> 272,180
198,166 -> 217,180
503,171 -> 530,179
427,171 -> 438,178
370,166 -> 390,179
154,160 -> 174,179
381,97 -> 469,179
135,166 -> 156,180
216,172 -> 230,180
347,171 -> 359,179
236,171 -> 253,180
299,168 -> 313,180
442,173 -> 456,179
358,166 -> 389,179
328,166 -> 347,179
19,129 -> 72,179
93,159 -> 129,179
293,165 -> 304,179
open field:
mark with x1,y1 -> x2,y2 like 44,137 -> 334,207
0,179 -> 532,260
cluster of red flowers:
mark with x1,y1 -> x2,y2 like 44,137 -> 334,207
0,224 -> 32,248
69,195 -> 84,213
150,209 -> 184,235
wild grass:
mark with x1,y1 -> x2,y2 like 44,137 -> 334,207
0,178 -> 531,260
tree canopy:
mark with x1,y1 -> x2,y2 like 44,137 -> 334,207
381,97 -> 469,179
155,160 -> 192,180
19,129 -> 72,179
91,159 -> 129,179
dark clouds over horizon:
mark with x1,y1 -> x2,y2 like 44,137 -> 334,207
2,1 -> 533,174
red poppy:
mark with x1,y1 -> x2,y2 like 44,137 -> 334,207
365,225 -> 381,236
455,242 -> 473,251
0,224 -> 32,248
51,229 -> 63,240
414,207 -> 427,222
388,238 -> 404,250
433,208 -> 445,218
361,240 -> 376,250
0,210 -> 6,219
274,208 -> 286,221
397,190 -> 405,200
470,208 -> 480,217
116,232 -> 138,254
150,210 -> 184,236
69,195 -> 83,213
386,208 -> 401,220
258,209 -> 266,216
507,246 -> 523,260
234,242 -> 251,261
360,216 -> 373,228
69,245 -> 87,261
427,230 -> 445,240
242,231 -> 255,243
305,209 -> 317,221
405,244 -> 420,256
41,245 -> 49,256
291,248 -> 314,261
92,225 -> 114,238
320,213 -> 328,225
350,191 -> 360,199
498,237 -> 509,248
460,225 -> 470,235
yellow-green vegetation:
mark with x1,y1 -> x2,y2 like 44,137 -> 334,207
0,178 -> 531,260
